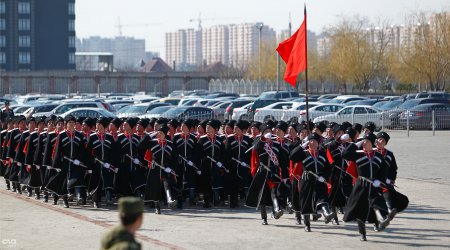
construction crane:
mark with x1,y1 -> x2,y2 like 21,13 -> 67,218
189,13 -> 237,29
115,17 -> 162,36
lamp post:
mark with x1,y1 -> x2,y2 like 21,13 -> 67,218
255,22 -> 264,82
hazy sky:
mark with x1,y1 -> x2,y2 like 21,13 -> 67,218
75,0 -> 449,57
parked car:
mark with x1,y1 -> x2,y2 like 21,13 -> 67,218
399,103 -> 450,130
51,102 -> 107,116
248,99 -> 278,120
313,105 -> 391,130
138,106 -> 175,119
224,100 -> 253,120
231,102 -> 253,120
61,108 -> 117,119
388,98 -> 449,127
377,100 -> 404,111
258,91 -> 300,100
253,101 -> 299,122
116,103 -> 171,118
24,104 -> 59,118
161,107 -> 214,120
210,101 -> 232,120
327,96 -> 369,104
344,99 -> 382,106
282,103 -> 342,122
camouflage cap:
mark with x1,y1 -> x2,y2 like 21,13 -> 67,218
118,197 -> 144,215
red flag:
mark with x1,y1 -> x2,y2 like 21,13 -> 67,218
276,10 -> 307,87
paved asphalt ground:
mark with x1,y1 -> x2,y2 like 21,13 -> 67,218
1,130 -> 449,250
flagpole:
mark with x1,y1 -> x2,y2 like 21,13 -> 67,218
304,4 -> 310,129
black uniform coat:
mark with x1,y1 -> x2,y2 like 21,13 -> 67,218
172,132 -> 199,190
224,134 -> 253,195
7,128 -> 23,182
289,145 -> 332,214
245,139 -> 282,208
41,131 -> 59,188
198,135 -> 226,191
0,129 -> 7,176
342,143 -> 388,223
86,132 -> 119,194
139,137 -> 176,202
46,130 -> 89,196
23,130 -> 42,188
115,133 -> 145,195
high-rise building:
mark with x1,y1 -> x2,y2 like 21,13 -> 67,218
76,36 -> 146,70
202,25 -> 229,66
228,23 -> 276,68
0,0 -> 76,71
165,23 -> 277,70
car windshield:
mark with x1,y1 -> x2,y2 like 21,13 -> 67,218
373,101 -> 388,108
379,100 -> 402,110
398,99 -> 419,109
164,107 -> 188,116
327,99 -> 344,104
259,92 -> 276,99
148,106 -> 173,114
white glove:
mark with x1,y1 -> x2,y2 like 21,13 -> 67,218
302,141 -> 309,149
355,140 -> 364,148
73,159 -> 80,166
386,179 -> 392,185
133,158 -> 141,165
17,162 -> 22,167
196,170 -> 202,175
318,176 -> 326,183
216,162 -> 223,168
240,162 -> 248,167
164,167 -> 172,173
264,133 -> 273,139
87,170 -> 93,174
104,163 -> 111,169
340,134 -> 350,141
36,165 -> 41,170
187,160 -> 194,166
113,168 -> 119,174
55,168 -> 61,172
372,179 -> 381,188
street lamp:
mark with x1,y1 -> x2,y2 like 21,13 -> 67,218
255,22 -> 264,82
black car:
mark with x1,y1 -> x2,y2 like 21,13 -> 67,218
388,98 -> 449,128
162,107 -> 214,120
399,103 -> 450,130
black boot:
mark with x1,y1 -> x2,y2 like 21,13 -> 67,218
27,187 -> 33,197
166,189 -> 177,208
295,212 -> 302,225
16,183 -> 22,194
271,189 -> 283,220
230,193 -> 239,208
358,220 -> 367,241
304,215 -> 311,232
332,207 -> 339,225
11,183 -> 16,192
52,194 -> 58,205
6,180 -> 10,190
105,190 -> 113,206
177,196 -> 183,209
373,222 -> 380,232
213,189 -> 220,207
189,189 -> 196,206
261,205 -> 268,225
374,208 -> 390,231
321,204 -> 335,224
63,196 -> 70,208
43,191 -> 49,203
155,202 -> 161,214
388,208 -> 398,221
35,188 -> 41,200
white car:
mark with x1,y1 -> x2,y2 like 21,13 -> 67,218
231,102 -> 253,120
281,102 -> 321,122
313,105 -> 391,130
253,102 -> 299,122
61,108 -> 117,119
